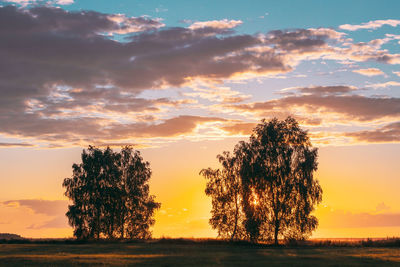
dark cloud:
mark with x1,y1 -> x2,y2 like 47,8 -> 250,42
232,88 -> 400,121
0,5 -> 166,118
265,29 -> 334,53
0,114 -> 226,145
0,115 -> 107,143
293,85 -> 357,95
346,122 -> 400,142
0,6 -> 162,37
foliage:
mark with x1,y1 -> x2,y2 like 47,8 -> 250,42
201,117 -> 322,244
200,152 -> 247,241
63,146 -> 160,240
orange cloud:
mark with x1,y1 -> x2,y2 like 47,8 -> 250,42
220,122 -> 257,135
0,142 -> 34,147
345,122 -> 400,143
352,68 -> 384,76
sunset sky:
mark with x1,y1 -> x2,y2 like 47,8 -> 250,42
0,0 -> 399,239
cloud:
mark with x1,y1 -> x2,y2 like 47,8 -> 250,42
264,28 -> 344,56
0,142 -> 34,147
345,122 -> 400,143
107,14 -> 164,34
260,28 -> 400,66
229,87 -> 400,122
339,19 -> 400,31
366,81 -> 400,88
222,86 -> 400,144
0,6 -> 163,37
352,68 -> 384,76
219,122 -> 257,135
2,199 -> 68,216
0,5 -> 285,98
2,5 -> 400,146
27,216 -> 69,229
56,0 -> 73,4
219,116 -> 323,136
393,71 -> 400,77
2,199 -> 70,230
109,115 -> 226,139
4,0 -> 74,6
155,5 -> 168,13
0,6 -> 291,145
182,82 -> 251,103
0,114 -> 227,146
188,19 -> 242,30
222,96 -> 250,104
318,206 -> 400,228
281,85 -> 357,95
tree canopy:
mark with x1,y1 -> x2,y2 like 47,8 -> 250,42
201,117 -> 322,244
63,146 -> 161,240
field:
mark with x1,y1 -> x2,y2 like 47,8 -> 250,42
1,241 -> 400,266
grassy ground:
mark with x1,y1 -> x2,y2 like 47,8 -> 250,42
0,242 -> 399,266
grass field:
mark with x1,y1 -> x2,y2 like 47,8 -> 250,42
1,241 -> 400,266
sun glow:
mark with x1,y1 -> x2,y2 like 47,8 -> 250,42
251,189 -> 259,206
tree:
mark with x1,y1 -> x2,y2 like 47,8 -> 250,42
200,151 -> 246,241
63,146 -> 160,240
201,117 -> 322,244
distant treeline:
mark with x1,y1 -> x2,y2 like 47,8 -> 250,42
0,233 -> 23,240
1,237 -> 400,247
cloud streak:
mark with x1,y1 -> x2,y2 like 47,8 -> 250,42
4,0 -> 74,6
188,19 -> 242,30
0,142 -> 34,147
366,81 -> 400,89
339,19 -> 400,31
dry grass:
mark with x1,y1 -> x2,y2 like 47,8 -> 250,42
0,241 -> 399,266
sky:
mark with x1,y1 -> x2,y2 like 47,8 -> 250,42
0,0 -> 399,239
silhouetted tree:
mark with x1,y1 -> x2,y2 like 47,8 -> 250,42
63,146 -> 160,240
201,117 -> 322,244
200,151 -> 246,241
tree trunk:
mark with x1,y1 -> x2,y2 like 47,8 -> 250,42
230,194 -> 239,241
120,215 -> 125,239
274,226 -> 279,245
